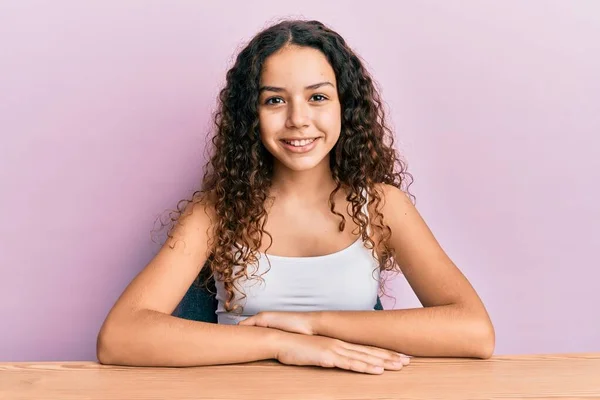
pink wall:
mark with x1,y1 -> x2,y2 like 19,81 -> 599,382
1,1 -> 598,361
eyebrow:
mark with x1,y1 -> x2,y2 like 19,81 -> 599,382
259,81 -> 334,94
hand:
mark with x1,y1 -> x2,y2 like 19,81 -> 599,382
239,311 -> 316,335
275,333 -> 411,375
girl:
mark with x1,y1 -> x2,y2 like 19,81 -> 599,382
97,19 -> 494,375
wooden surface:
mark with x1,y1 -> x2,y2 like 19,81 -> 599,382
1,353 -> 599,399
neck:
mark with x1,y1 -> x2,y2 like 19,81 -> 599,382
269,156 -> 338,202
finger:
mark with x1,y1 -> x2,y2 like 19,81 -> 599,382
333,356 -> 385,375
345,342 -> 411,361
344,343 -> 411,366
238,318 -> 255,326
339,348 -> 404,371
398,356 -> 411,366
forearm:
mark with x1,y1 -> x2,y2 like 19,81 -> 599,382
97,309 -> 284,367
312,305 -> 495,359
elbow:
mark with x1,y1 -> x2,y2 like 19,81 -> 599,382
96,316 -> 129,365
455,302 -> 495,359
469,319 -> 495,359
96,324 -> 117,365
96,309 -> 154,366
96,345 -> 112,365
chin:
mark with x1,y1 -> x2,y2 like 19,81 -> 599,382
279,157 -> 324,172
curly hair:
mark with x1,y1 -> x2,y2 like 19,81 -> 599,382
157,19 -> 415,313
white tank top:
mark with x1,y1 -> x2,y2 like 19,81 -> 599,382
215,190 -> 380,325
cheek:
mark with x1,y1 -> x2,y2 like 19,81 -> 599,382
258,111 -> 284,138
258,112 -> 268,135
316,106 -> 342,136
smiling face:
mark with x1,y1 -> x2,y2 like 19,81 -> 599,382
258,45 -> 342,173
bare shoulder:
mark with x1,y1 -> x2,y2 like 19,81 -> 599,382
167,192 -> 217,251
368,183 -> 414,226
372,182 -> 435,261
376,183 -> 413,209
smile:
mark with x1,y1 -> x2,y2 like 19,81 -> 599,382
282,138 -> 317,147
280,137 -> 320,153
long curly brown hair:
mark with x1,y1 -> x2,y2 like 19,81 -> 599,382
157,19 -> 415,313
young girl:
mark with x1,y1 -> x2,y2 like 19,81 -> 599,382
97,19 -> 494,375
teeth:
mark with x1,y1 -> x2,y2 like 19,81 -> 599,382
285,138 -> 316,147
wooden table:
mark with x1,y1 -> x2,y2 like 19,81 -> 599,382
1,353 -> 599,399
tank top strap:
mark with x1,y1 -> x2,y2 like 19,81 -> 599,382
361,187 -> 371,237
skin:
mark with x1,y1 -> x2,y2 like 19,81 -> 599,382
254,45 -> 360,256
96,44 -> 494,375
258,45 -> 342,197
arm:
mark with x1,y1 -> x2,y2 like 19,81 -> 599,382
315,184 -> 494,358
96,199 -> 283,367
98,309 -> 283,367
311,306 -> 492,359
242,184 -> 495,359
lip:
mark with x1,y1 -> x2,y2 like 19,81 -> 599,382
280,137 -> 320,153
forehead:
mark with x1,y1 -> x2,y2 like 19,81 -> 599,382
260,45 -> 336,86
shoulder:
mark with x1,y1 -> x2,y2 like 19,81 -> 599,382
170,191 -> 218,245
371,183 -> 419,240
372,183 -> 413,215
366,183 -> 415,250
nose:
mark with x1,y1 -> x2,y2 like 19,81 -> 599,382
286,99 -> 310,129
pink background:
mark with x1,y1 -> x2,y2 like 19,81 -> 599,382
1,1 -> 598,361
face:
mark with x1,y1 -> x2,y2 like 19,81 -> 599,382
257,45 -> 341,172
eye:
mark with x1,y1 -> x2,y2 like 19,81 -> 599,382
265,97 -> 284,105
310,94 -> 328,102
